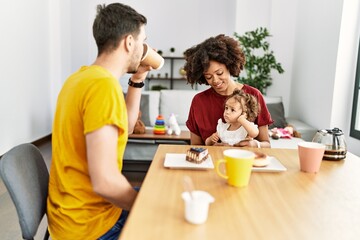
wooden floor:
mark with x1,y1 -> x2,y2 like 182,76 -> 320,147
0,139 -> 145,239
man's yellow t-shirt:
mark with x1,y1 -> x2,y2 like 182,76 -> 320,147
47,65 -> 128,239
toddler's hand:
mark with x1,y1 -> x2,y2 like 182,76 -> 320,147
210,133 -> 219,143
238,113 -> 247,122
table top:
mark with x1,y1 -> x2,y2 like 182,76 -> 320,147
128,129 -> 190,141
119,145 -> 360,240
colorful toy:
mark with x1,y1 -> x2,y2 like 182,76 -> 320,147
269,125 -> 301,139
167,113 -> 181,136
153,115 -> 166,135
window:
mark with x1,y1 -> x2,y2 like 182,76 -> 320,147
350,39 -> 360,139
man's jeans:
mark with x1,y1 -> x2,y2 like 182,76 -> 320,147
97,210 -> 129,240
98,186 -> 140,240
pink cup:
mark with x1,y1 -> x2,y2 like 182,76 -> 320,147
298,142 -> 325,173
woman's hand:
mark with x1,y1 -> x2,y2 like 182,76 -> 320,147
234,125 -> 271,148
234,139 -> 260,148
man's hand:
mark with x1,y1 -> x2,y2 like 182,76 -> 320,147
131,64 -> 152,82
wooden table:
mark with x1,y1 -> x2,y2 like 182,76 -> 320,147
119,145 -> 360,240
128,129 -> 190,143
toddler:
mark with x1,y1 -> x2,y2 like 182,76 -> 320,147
205,89 -> 259,146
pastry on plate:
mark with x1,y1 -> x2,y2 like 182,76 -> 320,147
186,147 -> 209,164
253,152 -> 269,167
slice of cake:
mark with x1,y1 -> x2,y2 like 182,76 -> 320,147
186,147 -> 209,164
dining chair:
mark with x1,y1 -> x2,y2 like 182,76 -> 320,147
0,143 -> 50,240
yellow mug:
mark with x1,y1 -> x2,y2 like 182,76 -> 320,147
215,149 -> 255,187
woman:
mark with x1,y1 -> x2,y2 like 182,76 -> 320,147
184,34 -> 273,148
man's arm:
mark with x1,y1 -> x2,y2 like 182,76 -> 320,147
86,125 -> 137,210
126,65 -> 151,134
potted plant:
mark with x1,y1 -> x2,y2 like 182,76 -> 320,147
151,85 -> 168,91
234,27 -> 284,95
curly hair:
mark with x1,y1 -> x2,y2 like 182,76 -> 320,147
226,89 -> 259,122
183,34 -> 246,88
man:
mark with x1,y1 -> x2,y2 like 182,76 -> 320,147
47,3 -> 150,239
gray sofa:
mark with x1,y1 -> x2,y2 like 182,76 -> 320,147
263,96 -> 318,148
123,90 -> 318,164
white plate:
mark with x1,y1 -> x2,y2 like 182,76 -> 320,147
164,153 -> 214,170
252,156 -> 287,172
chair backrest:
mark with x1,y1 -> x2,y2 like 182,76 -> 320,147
0,143 -> 49,240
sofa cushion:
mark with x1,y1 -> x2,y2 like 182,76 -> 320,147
263,96 -> 282,104
159,90 -> 200,126
267,102 -> 287,129
264,96 -> 287,129
138,94 -> 151,126
286,118 -> 318,141
141,91 -> 160,126
125,91 -> 160,127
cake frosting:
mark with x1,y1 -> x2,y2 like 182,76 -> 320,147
186,147 -> 209,164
